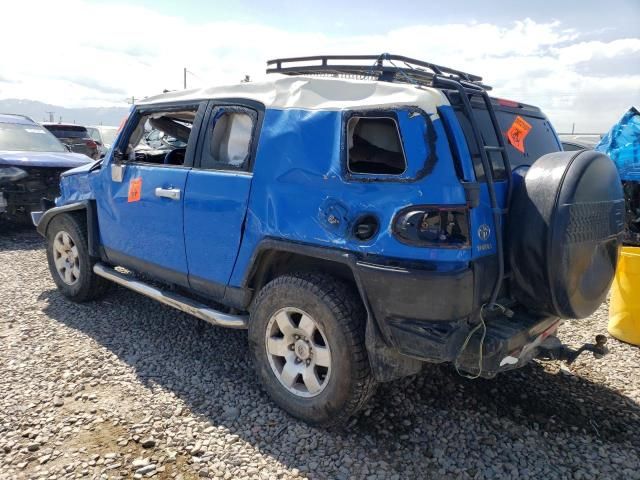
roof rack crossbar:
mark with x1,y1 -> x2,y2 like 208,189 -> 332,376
266,54 -> 490,90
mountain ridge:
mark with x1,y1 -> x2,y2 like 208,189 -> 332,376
0,98 -> 129,126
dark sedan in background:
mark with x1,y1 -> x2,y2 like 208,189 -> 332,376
559,134 -> 602,151
42,123 -> 100,160
0,114 -> 92,223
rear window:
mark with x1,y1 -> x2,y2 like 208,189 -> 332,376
494,110 -> 560,169
45,125 -> 88,139
454,106 -> 560,181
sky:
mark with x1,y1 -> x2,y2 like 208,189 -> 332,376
1,0 -> 639,132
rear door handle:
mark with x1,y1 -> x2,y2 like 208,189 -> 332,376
155,187 -> 181,200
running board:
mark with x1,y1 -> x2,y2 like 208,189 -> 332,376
93,263 -> 248,329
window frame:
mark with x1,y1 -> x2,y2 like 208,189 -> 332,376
343,110 -> 409,181
194,101 -> 263,173
114,100 -> 206,170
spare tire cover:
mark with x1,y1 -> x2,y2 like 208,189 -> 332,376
509,150 -> 625,319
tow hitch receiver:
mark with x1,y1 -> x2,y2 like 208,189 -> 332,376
536,335 -> 608,365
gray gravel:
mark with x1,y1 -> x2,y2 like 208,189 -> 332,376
1,223 -> 639,480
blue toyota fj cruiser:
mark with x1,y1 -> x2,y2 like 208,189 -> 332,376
33,55 -> 624,426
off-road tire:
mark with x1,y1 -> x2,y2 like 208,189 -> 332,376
46,213 -> 110,302
248,272 -> 376,427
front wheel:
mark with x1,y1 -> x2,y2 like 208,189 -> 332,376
248,273 -> 376,426
46,213 -> 110,302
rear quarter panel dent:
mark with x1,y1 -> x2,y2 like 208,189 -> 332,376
229,108 -> 471,286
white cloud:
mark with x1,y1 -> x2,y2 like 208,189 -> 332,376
0,0 -> 638,132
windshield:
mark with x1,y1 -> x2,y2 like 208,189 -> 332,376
0,122 -> 66,152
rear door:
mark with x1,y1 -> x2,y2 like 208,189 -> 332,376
183,102 -> 261,298
453,101 -> 562,255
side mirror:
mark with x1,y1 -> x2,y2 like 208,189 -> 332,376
111,149 -> 125,182
64,144 -> 72,152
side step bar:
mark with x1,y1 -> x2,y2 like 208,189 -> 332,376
93,263 -> 248,329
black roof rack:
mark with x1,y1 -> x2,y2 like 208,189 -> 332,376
266,53 -> 491,90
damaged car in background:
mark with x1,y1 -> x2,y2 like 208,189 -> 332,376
42,123 -> 100,160
0,114 -> 92,223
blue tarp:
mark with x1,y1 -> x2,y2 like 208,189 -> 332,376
596,107 -> 640,181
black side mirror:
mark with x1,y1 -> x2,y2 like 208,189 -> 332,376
113,148 -> 125,164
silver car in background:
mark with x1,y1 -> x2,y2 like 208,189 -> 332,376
87,125 -> 119,158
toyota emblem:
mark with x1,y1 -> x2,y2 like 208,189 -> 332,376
478,224 -> 491,241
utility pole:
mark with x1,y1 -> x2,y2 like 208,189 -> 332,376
184,67 -> 187,89
571,122 -> 575,134
45,111 -> 54,122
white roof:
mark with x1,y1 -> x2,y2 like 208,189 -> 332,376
138,75 -> 449,112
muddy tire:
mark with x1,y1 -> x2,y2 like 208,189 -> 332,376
46,213 -> 110,302
248,273 -> 376,427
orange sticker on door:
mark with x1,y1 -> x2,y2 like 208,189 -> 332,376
506,116 -> 532,153
127,177 -> 142,202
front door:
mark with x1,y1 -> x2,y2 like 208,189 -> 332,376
184,103 -> 260,297
96,102 -> 206,286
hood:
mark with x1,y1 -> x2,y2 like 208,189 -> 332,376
0,151 -> 93,168
60,160 -> 98,177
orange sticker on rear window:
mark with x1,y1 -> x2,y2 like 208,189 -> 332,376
506,116 -> 532,153
128,178 -> 142,202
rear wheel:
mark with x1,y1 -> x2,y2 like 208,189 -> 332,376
46,213 -> 110,302
249,273 -> 376,426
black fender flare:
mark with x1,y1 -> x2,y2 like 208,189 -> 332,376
242,238 -> 423,382
35,200 -> 101,257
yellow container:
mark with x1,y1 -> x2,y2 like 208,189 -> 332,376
609,246 -> 640,346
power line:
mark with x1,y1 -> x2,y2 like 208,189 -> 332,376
183,67 -> 206,89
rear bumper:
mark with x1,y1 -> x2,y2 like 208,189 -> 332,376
356,258 -> 559,377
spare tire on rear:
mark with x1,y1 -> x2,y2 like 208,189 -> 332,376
509,149 -> 625,319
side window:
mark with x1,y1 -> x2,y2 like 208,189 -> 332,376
201,108 -> 255,170
121,105 -> 200,166
347,116 -> 406,175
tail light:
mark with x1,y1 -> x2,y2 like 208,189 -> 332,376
85,139 -> 98,149
393,206 -> 470,247
497,98 -> 521,108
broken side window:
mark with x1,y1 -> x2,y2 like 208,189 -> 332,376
124,107 -> 199,166
347,116 -> 406,175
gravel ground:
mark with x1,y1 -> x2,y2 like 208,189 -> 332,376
1,223 -> 639,480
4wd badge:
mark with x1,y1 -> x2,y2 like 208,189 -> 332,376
478,224 -> 491,241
